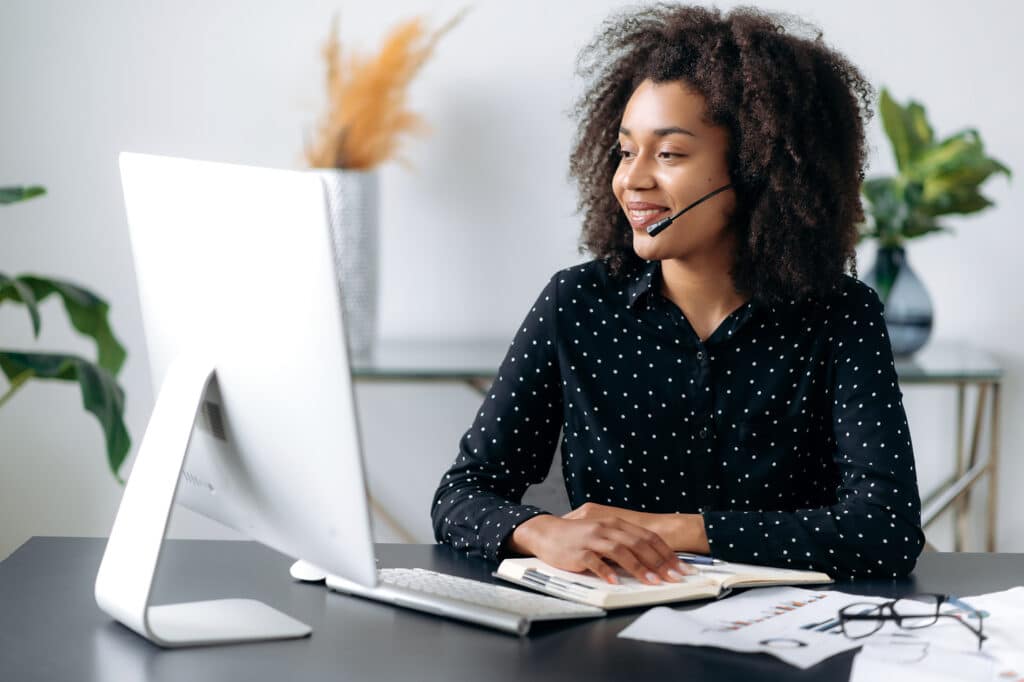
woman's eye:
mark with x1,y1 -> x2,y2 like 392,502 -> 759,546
616,149 -> 685,159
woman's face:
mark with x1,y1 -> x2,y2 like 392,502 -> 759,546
612,78 -> 736,263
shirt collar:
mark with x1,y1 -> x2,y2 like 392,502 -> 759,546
624,259 -> 661,310
624,258 -> 781,329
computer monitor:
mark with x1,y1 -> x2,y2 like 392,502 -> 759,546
95,152 -> 378,647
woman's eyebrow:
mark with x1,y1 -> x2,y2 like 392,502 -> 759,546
619,125 -> 697,138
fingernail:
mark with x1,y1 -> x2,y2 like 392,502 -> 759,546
609,574 -> 619,584
645,571 -> 661,584
667,569 -> 685,581
676,561 -> 695,574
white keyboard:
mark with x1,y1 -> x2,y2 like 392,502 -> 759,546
325,567 -> 606,636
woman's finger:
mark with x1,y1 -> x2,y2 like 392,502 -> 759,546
579,550 -> 620,585
591,534 -> 661,584
602,522 -> 694,582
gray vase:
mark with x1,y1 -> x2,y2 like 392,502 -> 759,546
861,245 -> 933,357
311,168 -> 379,363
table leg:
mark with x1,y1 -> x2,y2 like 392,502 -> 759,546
987,382 -> 1001,552
958,384 -> 989,552
954,383 -> 966,552
467,376 -> 492,396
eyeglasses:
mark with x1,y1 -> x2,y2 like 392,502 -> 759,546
838,594 -> 987,651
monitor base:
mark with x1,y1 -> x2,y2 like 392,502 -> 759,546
93,354 -> 312,648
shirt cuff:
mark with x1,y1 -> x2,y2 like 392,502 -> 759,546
701,510 -> 789,565
489,507 -> 551,563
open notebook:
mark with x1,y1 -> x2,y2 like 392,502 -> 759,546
494,556 -> 832,610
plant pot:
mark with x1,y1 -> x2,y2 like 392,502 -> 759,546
861,245 -> 933,357
311,168 -> 379,363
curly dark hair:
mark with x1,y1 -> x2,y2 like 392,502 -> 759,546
568,3 -> 873,304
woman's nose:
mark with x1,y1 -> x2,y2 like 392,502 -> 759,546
621,153 -> 656,190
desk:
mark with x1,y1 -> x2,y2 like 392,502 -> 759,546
2,537 -> 1021,682
354,339 -> 1003,551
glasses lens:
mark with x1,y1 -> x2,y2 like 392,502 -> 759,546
861,637 -> 929,664
840,603 -> 884,638
893,595 -> 940,629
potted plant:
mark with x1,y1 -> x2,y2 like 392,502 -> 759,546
858,88 -> 1011,356
1,186 -> 130,482
303,9 -> 468,361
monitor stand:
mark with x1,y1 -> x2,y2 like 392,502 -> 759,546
93,354 -> 311,647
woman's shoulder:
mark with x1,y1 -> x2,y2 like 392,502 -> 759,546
827,274 -> 886,316
812,275 -> 890,347
773,274 -> 885,335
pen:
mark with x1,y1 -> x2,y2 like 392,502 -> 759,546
676,552 -> 723,566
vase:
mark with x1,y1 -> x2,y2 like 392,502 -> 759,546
860,245 -> 933,357
311,168 -> 379,363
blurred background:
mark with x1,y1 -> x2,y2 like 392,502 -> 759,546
1,0 -> 1020,561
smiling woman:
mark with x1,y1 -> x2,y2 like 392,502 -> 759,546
430,5 -> 925,586
571,5 -> 872,304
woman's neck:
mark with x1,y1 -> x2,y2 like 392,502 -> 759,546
659,255 -> 749,341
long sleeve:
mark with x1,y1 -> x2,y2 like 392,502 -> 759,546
701,281 -> 926,579
430,273 -> 564,562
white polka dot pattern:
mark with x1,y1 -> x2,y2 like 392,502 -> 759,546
430,258 -> 926,579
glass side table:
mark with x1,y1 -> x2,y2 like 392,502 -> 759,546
354,338 -> 1003,551
894,342 -> 1003,552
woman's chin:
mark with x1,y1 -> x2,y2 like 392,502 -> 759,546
631,233 -> 662,260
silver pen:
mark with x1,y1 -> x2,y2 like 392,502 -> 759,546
676,552 -> 724,566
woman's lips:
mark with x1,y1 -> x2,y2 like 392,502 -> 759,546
627,207 -> 670,230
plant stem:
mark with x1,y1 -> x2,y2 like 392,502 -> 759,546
0,369 -> 34,409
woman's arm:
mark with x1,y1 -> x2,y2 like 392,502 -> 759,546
429,273 -> 564,563
429,271 -> 693,585
699,281 -> 926,579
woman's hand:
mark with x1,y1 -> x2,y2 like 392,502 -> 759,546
507,514 -> 696,585
563,502 -> 711,555
562,500 -> 650,526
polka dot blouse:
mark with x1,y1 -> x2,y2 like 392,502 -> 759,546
430,258 -> 926,579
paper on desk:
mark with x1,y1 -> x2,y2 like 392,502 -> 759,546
846,586 -> 1024,682
849,641 -> 998,682
847,585 -> 1024,679
617,586 -> 889,669
939,586 -> 1024,677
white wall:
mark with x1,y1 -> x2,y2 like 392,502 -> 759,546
1,0 -> 1021,560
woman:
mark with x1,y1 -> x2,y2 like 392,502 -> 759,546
431,5 -> 925,586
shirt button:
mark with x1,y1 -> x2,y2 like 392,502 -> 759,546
699,426 -> 710,439
696,350 -> 705,361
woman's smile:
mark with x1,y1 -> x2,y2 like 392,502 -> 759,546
625,202 -> 671,230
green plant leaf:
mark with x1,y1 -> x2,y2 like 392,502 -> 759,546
0,186 -> 46,204
864,90 -> 1010,246
879,88 -> 933,172
923,156 -> 1012,203
911,128 -> 982,179
905,102 -> 935,156
0,351 -> 130,482
919,186 -> 994,216
861,176 -> 907,241
0,273 -> 42,336
11,276 -> 127,375
902,218 -> 953,239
